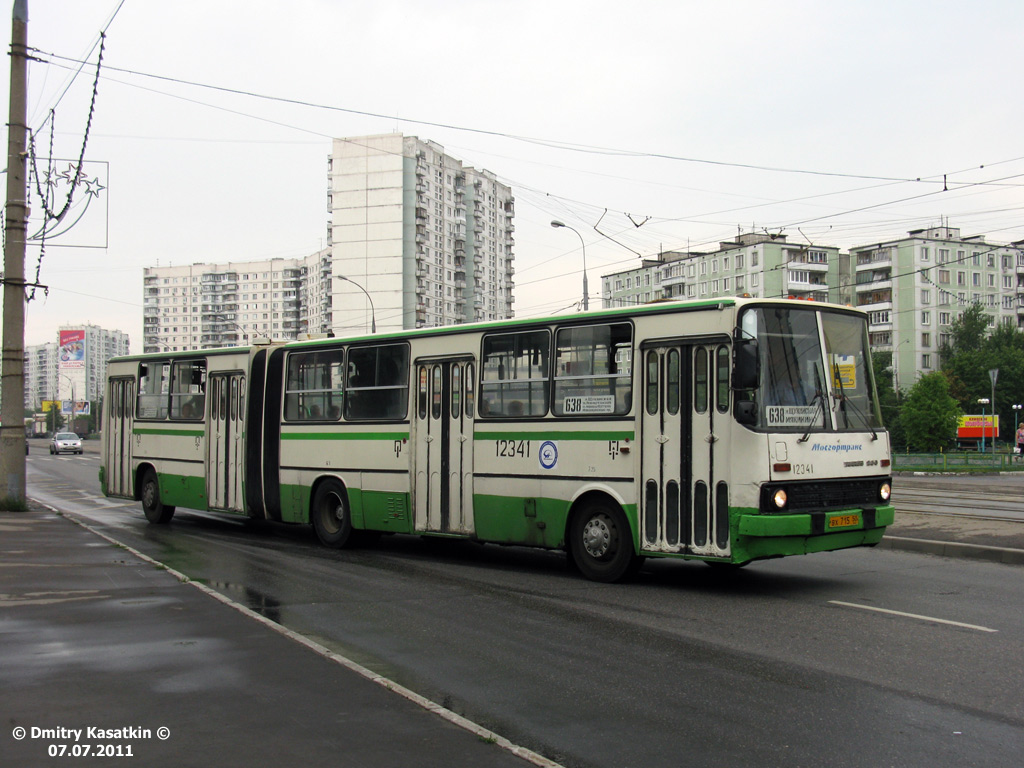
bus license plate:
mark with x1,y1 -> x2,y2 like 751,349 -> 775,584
828,514 -> 860,529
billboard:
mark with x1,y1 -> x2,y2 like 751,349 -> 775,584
957,414 -> 998,439
59,330 -> 86,369
61,400 -> 91,416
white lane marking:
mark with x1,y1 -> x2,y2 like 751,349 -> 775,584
828,601 -> 998,633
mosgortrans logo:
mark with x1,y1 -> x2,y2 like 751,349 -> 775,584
810,443 -> 863,452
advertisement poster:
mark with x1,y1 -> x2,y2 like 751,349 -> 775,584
61,401 -> 91,416
59,330 -> 86,369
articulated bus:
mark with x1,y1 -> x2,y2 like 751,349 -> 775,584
100,297 -> 894,582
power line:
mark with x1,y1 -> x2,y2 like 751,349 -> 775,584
33,48 -> 1024,190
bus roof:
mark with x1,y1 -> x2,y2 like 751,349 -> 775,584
112,296 -> 864,362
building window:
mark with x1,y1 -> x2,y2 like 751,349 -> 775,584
922,354 -> 932,369
921,290 -> 931,305
921,311 -> 930,325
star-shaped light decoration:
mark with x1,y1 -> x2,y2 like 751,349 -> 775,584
82,177 -> 105,198
58,163 -> 78,183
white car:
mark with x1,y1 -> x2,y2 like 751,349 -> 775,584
50,432 -> 83,455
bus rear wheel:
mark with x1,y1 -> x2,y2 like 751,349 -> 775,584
140,469 -> 175,524
312,480 -> 352,548
569,500 -> 638,583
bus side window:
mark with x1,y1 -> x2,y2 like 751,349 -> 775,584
284,348 -> 344,421
716,345 -> 730,413
137,361 -> 170,419
480,330 -> 550,417
553,323 -> 632,417
345,343 -> 410,420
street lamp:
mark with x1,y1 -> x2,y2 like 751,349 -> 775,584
978,397 -> 990,453
59,373 -> 77,435
1013,404 -> 1023,457
550,220 -> 589,311
989,368 -> 999,446
891,338 -> 911,399
337,275 -> 376,333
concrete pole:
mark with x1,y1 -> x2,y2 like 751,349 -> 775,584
0,0 -> 29,506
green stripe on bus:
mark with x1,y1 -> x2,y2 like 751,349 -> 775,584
133,427 -> 205,437
280,431 -> 410,441
474,431 -> 634,441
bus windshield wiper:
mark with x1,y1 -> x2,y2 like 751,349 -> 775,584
798,363 -> 825,444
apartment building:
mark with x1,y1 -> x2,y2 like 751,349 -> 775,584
142,257 -> 307,353
329,134 -> 515,333
602,233 -> 843,308
24,342 -> 57,410
24,324 -> 130,409
851,225 -> 1021,392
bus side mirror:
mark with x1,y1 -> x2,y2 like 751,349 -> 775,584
733,340 -> 759,390
734,399 -> 757,427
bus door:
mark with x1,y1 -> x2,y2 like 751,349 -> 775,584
414,358 -> 476,535
207,373 -> 246,512
641,343 -> 732,558
641,347 -> 688,553
689,343 -> 732,558
106,377 -> 134,497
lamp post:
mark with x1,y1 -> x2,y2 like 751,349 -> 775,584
891,338 -> 910,400
550,220 -> 589,311
337,275 -> 376,333
1013,404 -> 1023,459
978,397 -> 990,453
989,368 -> 999,446
60,373 -> 77,435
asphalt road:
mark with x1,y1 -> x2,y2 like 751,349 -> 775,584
24,445 -> 1024,768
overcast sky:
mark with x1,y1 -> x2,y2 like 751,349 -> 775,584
5,0 -> 1023,349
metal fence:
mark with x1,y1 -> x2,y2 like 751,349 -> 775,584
893,451 -> 1023,471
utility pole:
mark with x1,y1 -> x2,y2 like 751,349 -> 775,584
1,0 -> 29,506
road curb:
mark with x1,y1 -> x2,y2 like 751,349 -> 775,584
880,535 -> 1024,565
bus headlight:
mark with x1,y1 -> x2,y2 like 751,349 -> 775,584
772,488 -> 788,509
879,482 -> 891,502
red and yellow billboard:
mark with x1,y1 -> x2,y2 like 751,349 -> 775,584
957,415 -> 999,439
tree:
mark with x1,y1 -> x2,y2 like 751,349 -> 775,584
940,306 -> 1024,442
901,372 -> 961,452
871,350 -> 905,449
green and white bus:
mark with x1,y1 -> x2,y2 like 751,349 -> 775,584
100,297 -> 894,582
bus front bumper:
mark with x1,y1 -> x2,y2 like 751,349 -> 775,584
739,506 -> 894,538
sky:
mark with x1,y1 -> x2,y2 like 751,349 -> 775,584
3,0 -> 1023,349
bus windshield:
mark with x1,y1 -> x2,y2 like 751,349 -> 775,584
739,306 -> 882,433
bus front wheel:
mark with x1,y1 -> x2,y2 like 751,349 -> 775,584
312,480 -> 352,548
140,469 -> 175,524
569,500 -> 638,583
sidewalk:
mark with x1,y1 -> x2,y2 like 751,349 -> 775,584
1,503 -> 556,768
880,510 -> 1024,565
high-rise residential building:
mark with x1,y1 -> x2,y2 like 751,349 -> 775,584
602,233 -> 842,308
328,134 -> 515,334
24,325 -> 130,409
24,342 -> 57,409
142,258 -> 307,353
850,225 -> 1021,393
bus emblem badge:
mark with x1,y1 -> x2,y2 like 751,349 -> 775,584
539,441 -> 558,470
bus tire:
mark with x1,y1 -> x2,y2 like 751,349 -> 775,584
140,469 -> 175,524
569,499 -> 637,583
312,480 -> 352,548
